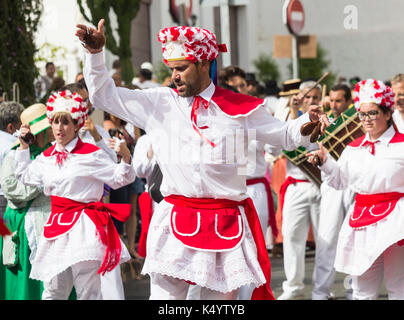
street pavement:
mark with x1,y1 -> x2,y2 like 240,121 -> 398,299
123,248 -> 388,300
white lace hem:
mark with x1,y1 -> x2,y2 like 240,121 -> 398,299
29,213 -> 130,282
141,200 -> 267,293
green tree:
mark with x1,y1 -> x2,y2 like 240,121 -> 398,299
155,61 -> 171,84
0,0 -> 43,106
253,53 -> 280,84
288,42 -> 337,91
77,0 -> 142,84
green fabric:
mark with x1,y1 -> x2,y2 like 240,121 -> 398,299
0,202 -> 42,300
0,142 -> 77,300
28,114 -> 47,126
29,141 -> 51,160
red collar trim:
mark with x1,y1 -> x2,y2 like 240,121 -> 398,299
348,130 -> 404,148
43,138 -> 100,157
171,86 -> 265,118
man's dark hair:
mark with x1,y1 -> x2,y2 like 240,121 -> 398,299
112,59 -> 121,69
218,65 -> 246,85
61,81 -> 87,94
0,101 -> 24,131
330,84 -> 352,101
140,68 -> 152,80
45,62 -> 54,69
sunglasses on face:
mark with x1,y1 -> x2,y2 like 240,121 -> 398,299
358,110 -> 379,121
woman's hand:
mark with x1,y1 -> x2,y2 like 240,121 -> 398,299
18,124 -> 32,150
108,135 -> 131,164
307,142 -> 328,166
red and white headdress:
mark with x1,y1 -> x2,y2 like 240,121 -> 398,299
353,79 -> 395,111
157,26 -> 227,64
46,90 -> 88,128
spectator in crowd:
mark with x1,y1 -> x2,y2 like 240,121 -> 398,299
132,62 -> 160,89
0,102 -> 24,217
35,62 -> 56,100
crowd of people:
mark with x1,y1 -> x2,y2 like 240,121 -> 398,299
1,20 -> 404,301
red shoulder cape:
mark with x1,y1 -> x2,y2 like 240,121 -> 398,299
348,130 -> 404,148
43,138 -> 100,157
172,86 -> 265,117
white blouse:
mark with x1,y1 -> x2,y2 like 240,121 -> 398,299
319,125 -> 404,275
14,137 -> 135,203
84,51 -> 311,201
132,134 -> 156,186
320,125 -> 404,195
393,109 -> 404,133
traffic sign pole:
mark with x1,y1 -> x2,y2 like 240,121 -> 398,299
285,0 -> 305,78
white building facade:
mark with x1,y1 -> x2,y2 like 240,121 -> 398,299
35,0 -> 404,85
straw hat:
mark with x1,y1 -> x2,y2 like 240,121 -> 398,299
278,78 -> 302,97
13,103 -> 51,148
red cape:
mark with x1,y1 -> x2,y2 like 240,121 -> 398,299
173,86 -> 265,117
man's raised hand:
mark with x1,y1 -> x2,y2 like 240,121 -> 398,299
75,19 -> 106,53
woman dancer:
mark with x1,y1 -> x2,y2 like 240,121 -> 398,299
308,79 -> 404,299
14,90 -> 135,299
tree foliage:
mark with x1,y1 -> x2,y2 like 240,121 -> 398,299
253,53 -> 280,84
288,42 -> 337,91
77,0 -> 142,84
0,0 -> 43,106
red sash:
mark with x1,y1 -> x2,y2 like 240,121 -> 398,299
165,195 -> 275,300
278,176 -> 309,220
137,191 -> 154,258
47,196 -> 131,275
247,177 -> 278,238
350,192 -> 404,228
0,217 -> 10,236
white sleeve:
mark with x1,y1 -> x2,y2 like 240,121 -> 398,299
94,125 -> 118,163
83,51 -> 166,130
319,149 -> 350,190
246,107 -> 311,151
14,149 -> 44,188
89,149 -> 136,190
132,135 -> 156,179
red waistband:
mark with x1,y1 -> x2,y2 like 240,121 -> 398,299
164,194 -> 275,300
165,194 -> 243,209
246,177 -> 278,238
50,196 -> 131,275
350,192 -> 404,228
355,192 -> 404,205
278,176 -> 309,220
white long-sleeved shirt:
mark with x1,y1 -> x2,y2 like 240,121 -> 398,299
78,124 -> 118,163
14,137 -> 135,203
392,109 -> 404,133
84,51 -> 311,201
132,134 -> 156,185
0,130 -> 16,196
320,125 -> 404,195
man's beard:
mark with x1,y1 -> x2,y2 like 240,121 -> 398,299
175,81 -> 199,97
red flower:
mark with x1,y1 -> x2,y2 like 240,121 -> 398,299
171,28 -> 180,42
184,29 -> 194,42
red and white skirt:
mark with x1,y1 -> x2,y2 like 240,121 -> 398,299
141,198 -> 268,294
335,193 -> 404,276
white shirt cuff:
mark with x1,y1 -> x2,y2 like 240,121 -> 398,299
15,148 -> 31,162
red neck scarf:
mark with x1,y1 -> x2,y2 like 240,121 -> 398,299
191,96 -> 216,147
362,140 -> 380,155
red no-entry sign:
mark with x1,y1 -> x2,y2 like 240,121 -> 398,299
286,0 -> 305,35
